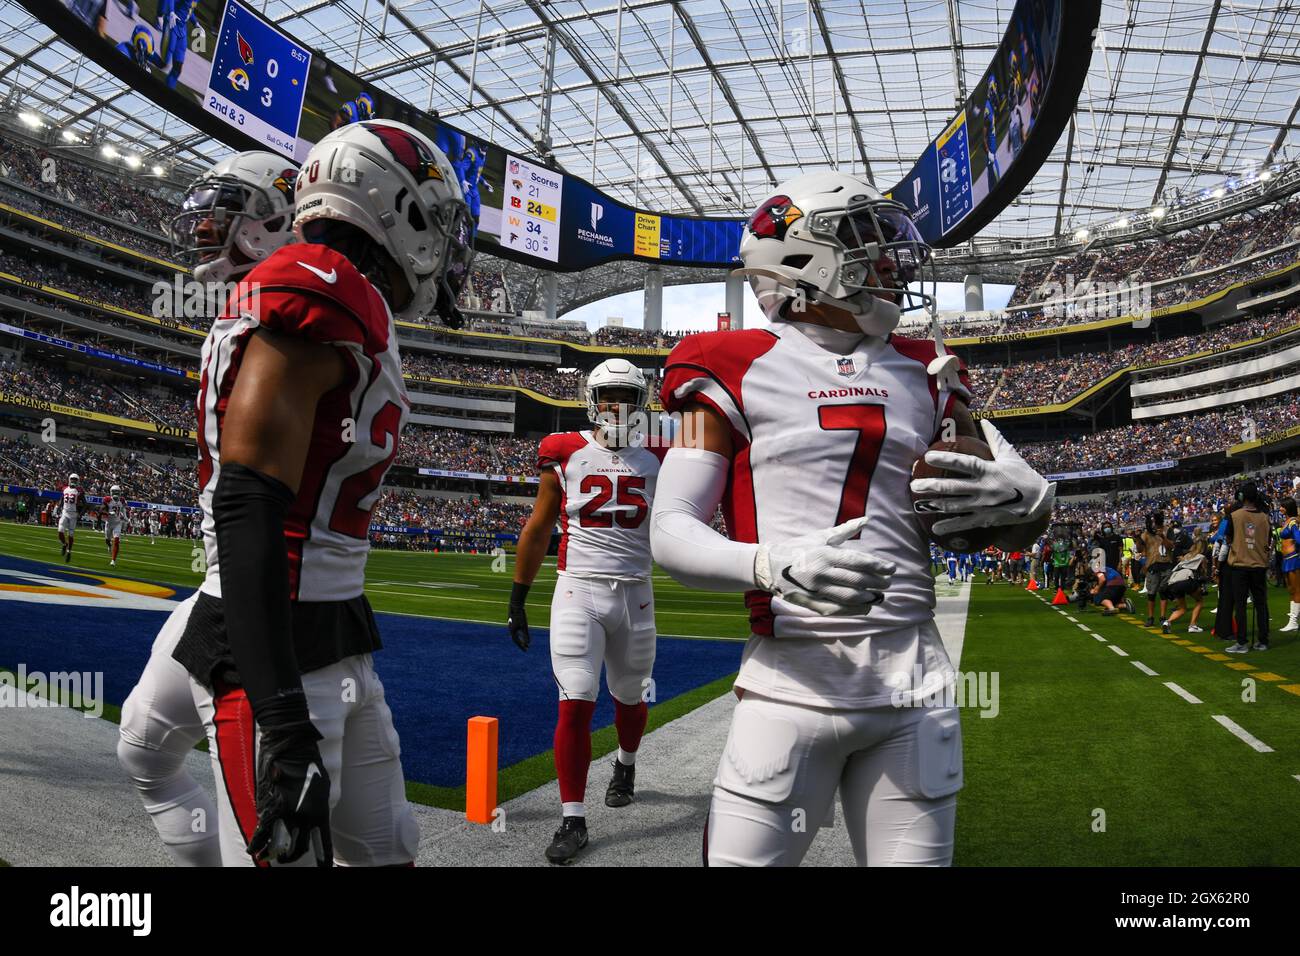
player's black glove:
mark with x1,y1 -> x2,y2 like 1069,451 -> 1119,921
248,715 -> 333,867
508,582 -> 531,652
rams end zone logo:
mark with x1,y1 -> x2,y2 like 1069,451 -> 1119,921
0,566 -> 177,611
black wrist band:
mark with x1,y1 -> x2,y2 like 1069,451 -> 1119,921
510,581 -> 530,606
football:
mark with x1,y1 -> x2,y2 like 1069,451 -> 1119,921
911,435 -> 1002,553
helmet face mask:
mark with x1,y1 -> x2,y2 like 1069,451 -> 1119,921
170,152 -> 297,284
585,360 -> 648,447
739,171 -> 935,337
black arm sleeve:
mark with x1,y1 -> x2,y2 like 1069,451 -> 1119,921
212,461 -> 308,723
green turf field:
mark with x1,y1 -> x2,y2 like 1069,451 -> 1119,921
4,520 -> 1298,865
0,523 -> 749,641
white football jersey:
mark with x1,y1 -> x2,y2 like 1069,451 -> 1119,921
537,430 -> 665,579
105,497 -> 124,522
61,486 -> 80,520
195,244 -> 409,602
663,322 -> 971,707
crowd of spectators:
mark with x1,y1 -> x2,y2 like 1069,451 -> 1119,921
394,425 -> 536,473
971,307 -> 1300,409
0,180 -> 173,259
0,358 -> 196,428
370,489 -> 531,534
1054,467 -> 1299,535
1018,392 -> 1300,474
0,433 -> 196,506
0,137 -> 176,241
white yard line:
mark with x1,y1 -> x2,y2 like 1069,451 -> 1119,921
1131,661 -> 1159,677
1108,645 -> 1129,657
1163,682 -> 1203,705
1211,715 -> 1274,753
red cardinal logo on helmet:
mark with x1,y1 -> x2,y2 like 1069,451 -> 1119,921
362,123 -> 444,182
748,194 -> 804,241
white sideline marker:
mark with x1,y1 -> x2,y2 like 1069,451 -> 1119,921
1131,661 -> 1159,676
1212,715 -> 1274,753
1164,682 -> 1202,704
1092,633 -> 1108,642
1076,623 -> 1090,631
1065,615 -> 1078,622
1108,645 -> 1129,657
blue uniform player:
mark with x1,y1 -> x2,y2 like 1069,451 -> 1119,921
156,0 -> 199,90
945,551 -> 959,584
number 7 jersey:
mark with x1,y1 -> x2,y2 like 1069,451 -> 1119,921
537,430 -> 665,579
195,243 -> 409,602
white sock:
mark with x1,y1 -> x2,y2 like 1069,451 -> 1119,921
617,748 -> 636,766
562,801 -> 585,819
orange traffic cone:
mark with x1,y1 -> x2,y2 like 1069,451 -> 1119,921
1051,587 -> 1069,606
1026,578 -> 1039,592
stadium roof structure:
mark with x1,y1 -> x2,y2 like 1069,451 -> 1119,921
2,0 -> 1299,308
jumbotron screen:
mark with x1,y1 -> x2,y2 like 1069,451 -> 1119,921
46,0 -> 1077,262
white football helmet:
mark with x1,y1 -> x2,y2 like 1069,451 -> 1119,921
585,359 -> 648,446
68,473 -> 79,486
737,170 -> 934,337
110,484 -> 122,496
292,120 -> 474,324
171,151 -> 298,284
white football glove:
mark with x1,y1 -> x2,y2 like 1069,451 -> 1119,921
909,419 -> 1055,535
753,516 -> 896,616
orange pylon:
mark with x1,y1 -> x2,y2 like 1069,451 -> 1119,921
1051,587 -> 1069,606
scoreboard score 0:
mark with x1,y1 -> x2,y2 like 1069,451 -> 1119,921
203,0 -> 313,161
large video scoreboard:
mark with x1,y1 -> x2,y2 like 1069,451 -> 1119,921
39,0 -> 1090,267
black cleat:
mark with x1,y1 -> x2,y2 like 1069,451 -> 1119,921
545,816 -> 588,865
605,760 -> 636,808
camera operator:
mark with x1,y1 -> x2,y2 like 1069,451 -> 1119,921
1094,521 -> 1123,573
1138,511 -> 1174,628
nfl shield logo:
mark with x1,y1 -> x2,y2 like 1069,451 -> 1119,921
836,357 -> 856,377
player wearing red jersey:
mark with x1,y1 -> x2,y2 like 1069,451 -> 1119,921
510,359 -> 666,864
650,171 -> 1054,866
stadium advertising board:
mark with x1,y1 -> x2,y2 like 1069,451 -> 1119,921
35,0 -> 1097,264
0,391 -> 197,439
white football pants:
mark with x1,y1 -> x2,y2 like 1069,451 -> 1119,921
549,574 -> 657,705
706,692 -> 963,867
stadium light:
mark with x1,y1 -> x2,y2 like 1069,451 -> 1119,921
151,164 -> 164,177
1212,187 -> 1226,199
1074,228 -> 1089,240
1260,170 -> 1273,182
1151,206 -> 1166,220
124,154 -> 142,170
1113,218 -> 1129,230
18,111 -> 43,128
101,145 -> 118,160
60,129 -> 80,143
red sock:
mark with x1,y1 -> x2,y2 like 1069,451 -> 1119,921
554,699 -> 596,807
614,699 -> 648,757
111,540 -> 120,561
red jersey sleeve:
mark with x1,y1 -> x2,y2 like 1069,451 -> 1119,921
536,432 -> 587,477
661,329 -> 780,445
224,245 -> 390,353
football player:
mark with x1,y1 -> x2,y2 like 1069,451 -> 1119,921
170,122 -> 469,867
650,171 -> 1054,866
120,151 -> 300,866
147,509 -> 160,544
155,0 -> 199,90
57,473 -> 82,563
509,359 -> 665,864
104,484 -> 124,567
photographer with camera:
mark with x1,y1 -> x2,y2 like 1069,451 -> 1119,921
1138,511 -> 1174,627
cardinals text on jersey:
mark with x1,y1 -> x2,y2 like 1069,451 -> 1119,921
195,243 -> 410,601
661,324 -> 971,707
537,431 -> 665,579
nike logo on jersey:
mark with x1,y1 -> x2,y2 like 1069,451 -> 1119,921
297,261 -> 338,284
639,602 -> 650,610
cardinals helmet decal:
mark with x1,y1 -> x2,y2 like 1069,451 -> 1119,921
748,194 -> 804,241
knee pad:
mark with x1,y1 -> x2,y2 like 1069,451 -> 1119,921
714,699 -> 806,804
116,733 -> 187,791
911,708 -> 963,800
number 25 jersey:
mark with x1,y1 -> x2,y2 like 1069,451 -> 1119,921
195,244 -> 409,602
537,430 -> 665,579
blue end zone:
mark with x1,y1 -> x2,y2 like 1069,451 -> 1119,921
0,554 -> 741,787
